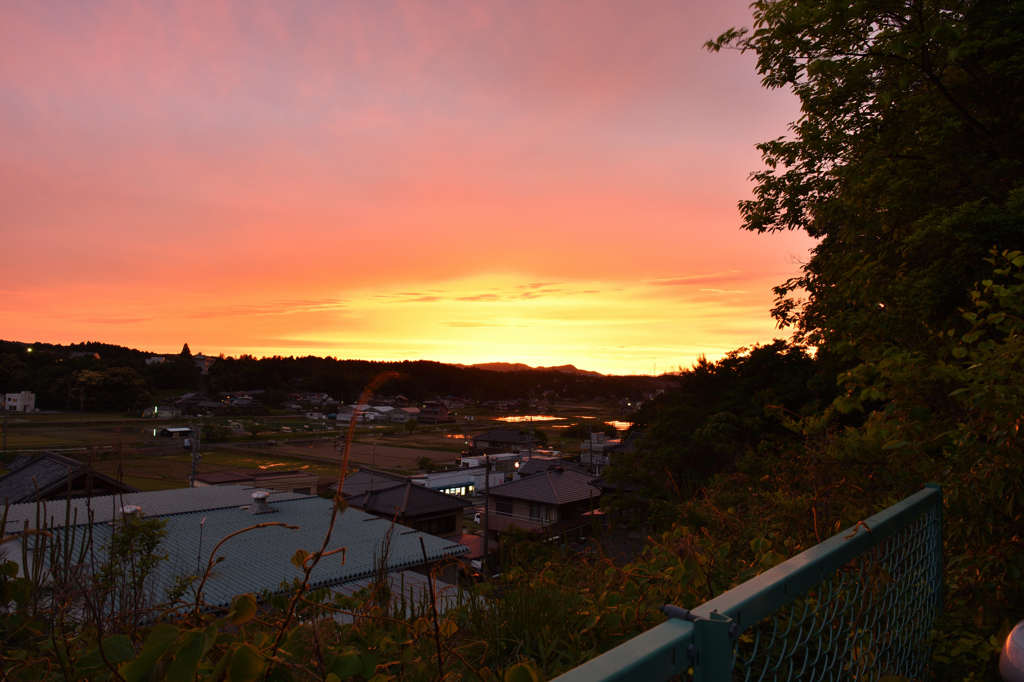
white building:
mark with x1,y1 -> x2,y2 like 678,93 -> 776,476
193,354 -> 217,374
5,391 -> 35,412
142,405 -> 181,418
388,407 -> 420,423
409,467 -> 505,497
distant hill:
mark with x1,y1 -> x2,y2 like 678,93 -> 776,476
456,362 -> 604,376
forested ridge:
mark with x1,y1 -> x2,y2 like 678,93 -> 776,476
2,0 -> 1022,679
0,339 -> 664,411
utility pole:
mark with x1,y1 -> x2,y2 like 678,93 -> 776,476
189,418 -> 202,487
2,403 -> 7,455
483,452 -> 490,575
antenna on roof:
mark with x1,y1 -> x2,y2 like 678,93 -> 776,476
197,516 -> 206,573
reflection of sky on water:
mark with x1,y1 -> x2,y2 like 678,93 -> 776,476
257,462 -> 309,470
495,415 -> 562,422
443,434 -> 470,439
550,420 -> 633,431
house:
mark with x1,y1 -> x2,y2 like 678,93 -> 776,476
193,354 -> 217,374
470,429 -> 538,453
336,405 -> 377,423
332,467 -> 409,496
173,392 -> 202,410
142,405 -> 182,418
4,391 -> 35,413
409,467 -> 504,496
483,467 -> 601,540
516,457 -> 593,478
0,452 -> 138,505
331,468 -> 471,538
145,356 -> 165,365
418,401 -> 451,424
388,407 -> 420,423
160,427 -> 193,438
459,452 -> 523,472
581,431 -> 641,475
194,469 -> 320,495
197,400 -> 230,414
3,486 -> 469,609
68,352 -> 100,360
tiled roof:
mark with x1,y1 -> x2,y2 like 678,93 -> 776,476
43,496 -> 468,609
332,570 -> 458,623
329,467 -> 408,495
517,459 -> 593,477
490,468 -> 601,506
0,452 -> 137,505
2,485 -> 308,531
194,471 -> 252,485
352,482 -> 470,519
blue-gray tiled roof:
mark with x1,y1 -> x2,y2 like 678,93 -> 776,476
43,495 -> 467,609
0,452 -> 137,505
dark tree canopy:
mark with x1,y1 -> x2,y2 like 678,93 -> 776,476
710,0 -> 1024,354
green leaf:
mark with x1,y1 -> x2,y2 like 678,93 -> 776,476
359,653 -> 380,677
165,623 -> 218,682
227,643 -> 265,682
78,635 -> 138,671
291,549 -> 311,571
504,662 -> 540,682
882,440 -> 909,450
330,651 -> 363,679
439,620 -> 458,638
121,625 -> 179,682
228,593 -> 258,625
103,635 -> 138,664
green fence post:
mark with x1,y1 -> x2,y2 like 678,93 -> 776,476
926,482 -> 943,615
693,611 -> 733,682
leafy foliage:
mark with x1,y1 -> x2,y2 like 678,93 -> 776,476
709,0 -> 1024,354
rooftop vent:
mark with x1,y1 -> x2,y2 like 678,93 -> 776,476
249,490 -> 272,514
554,466 -> 564,473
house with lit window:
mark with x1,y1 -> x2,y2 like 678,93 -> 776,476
4,391 -> 35,413
483,467 -> 601,540
330,467 -> 471,539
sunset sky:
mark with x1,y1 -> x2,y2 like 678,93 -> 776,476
0,1 -> 816,375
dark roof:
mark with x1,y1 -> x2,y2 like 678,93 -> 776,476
5,455 -> 34,472
490,468 -> 601,506
607,431 -> 642,453
330,467 -> 408,495
196,470 -> 317,486
589,477 -> 637,495
517,458 -> 593,477
350,482 -> 470,518
195,471 -> 251,485
4,485 -> 310,530
473,429 -> 535,444
0,452 -> 138,505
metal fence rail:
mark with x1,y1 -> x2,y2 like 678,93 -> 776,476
553,484 -> 943,682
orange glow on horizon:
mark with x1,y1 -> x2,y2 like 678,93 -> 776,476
0,1 -> 815,374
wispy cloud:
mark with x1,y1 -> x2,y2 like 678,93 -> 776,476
456,293 -> 502,302
188,299 -> 348,319
643,271 -> 746,286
